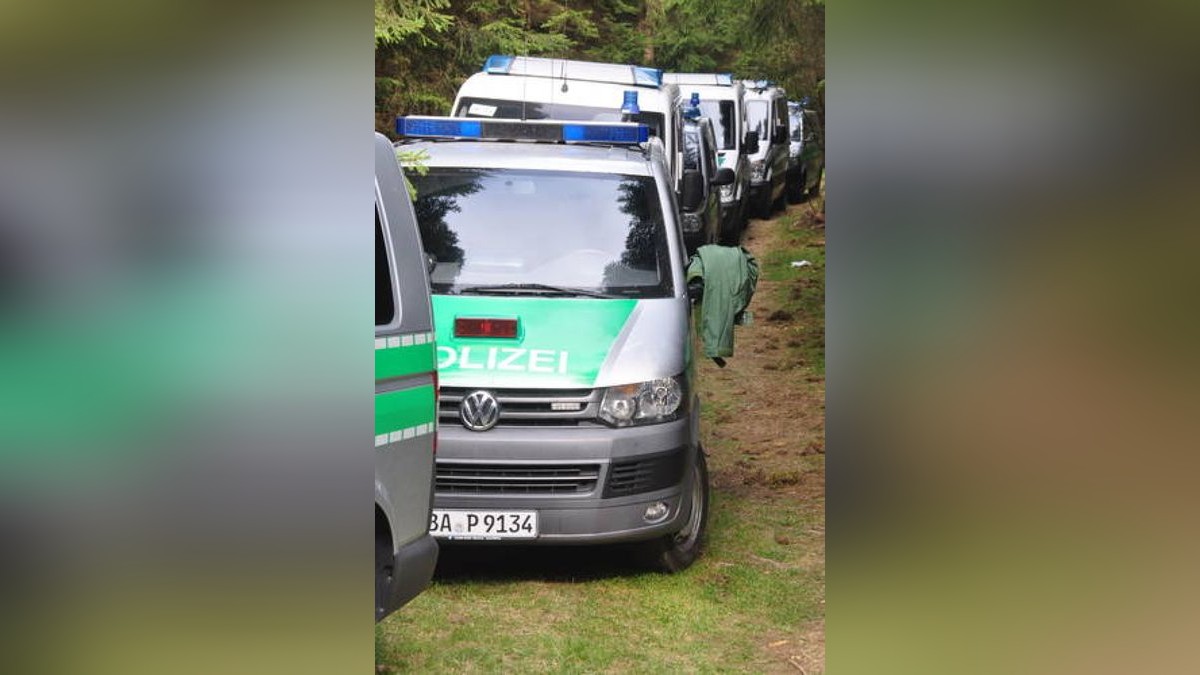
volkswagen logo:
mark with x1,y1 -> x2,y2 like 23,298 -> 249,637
459,390 -> 501,432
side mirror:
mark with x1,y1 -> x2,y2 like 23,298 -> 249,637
711,167 -> 735,186
680,170 -> 705,212
743,131 -> 760,155
425,252 -> 437,275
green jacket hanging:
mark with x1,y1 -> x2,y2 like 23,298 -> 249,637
686,245 -> 759,363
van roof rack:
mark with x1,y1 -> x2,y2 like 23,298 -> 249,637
482,55 -> 664,89
395,116 -> 651,145
662,73 -> 735,87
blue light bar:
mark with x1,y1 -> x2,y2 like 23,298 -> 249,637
396,117 -> 482,138
562,123 -> 649,143
483,54 -> 514,74
396,116 -> 650,145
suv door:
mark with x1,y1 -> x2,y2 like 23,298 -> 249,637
375,133 -> 438,621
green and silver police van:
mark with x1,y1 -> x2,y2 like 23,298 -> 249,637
394,116 -> 712,571
375,132 -> 439,621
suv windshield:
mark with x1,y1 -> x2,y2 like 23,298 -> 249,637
411,168 -> 673,298
698,100 -> 736,150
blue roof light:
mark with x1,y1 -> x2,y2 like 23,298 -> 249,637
396,117 -> 482,138
563,123 -> 650,144
621,90 -> 640,115
483,54 -> 514,74
683,92 -> 701,120
632,66 -> 664,87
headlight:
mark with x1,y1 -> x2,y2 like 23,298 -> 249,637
719,184 -> 735,202
680,211 -> 702,233
599,377 -> 685,427
750,160 -> 766,182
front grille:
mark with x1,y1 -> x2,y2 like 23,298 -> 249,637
437,462 -> 601,495
440,387 -> 601,428
604,450 -> 687,498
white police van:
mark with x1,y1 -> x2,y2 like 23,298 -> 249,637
393,116 -> 717,571
452,55 -> 686,193
664,72 -> 753,242
742,80 -> 791,217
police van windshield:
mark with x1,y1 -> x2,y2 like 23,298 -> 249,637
698,100 -> 736,150
411,168 -> 673,298
456,97 -> 667,141
745,100 -> 769,147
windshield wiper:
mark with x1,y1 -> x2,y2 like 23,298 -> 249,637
456,283 -> 621,299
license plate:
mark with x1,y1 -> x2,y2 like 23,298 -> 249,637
429,510 -> 538,540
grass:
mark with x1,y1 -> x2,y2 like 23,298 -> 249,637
758,209 -> 825,376
377,492 -> 822,672
377,202 -> 825,673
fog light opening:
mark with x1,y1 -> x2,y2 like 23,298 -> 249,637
643,501 -> 670,523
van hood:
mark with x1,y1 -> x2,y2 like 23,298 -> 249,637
432,295 -> 688,389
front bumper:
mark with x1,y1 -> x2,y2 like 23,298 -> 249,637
433,417 -> 697,544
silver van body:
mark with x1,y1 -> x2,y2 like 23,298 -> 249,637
395,119 -> 710,572
452,55 -> 685,192
681,116 -> 723,252
375,132 -> 439,621
742,82 -> 790,217
664,74 -> 750,241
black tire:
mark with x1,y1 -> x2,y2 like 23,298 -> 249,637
772,184 -> 787,213
753,188 -> 772,219
718,216 -> 736,246
719,203 -> 742,245
787,169 -> 807,204
639,450 -> 710,573
806,166 -> 824,199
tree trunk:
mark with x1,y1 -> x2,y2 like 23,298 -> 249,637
640,0 -> 660,64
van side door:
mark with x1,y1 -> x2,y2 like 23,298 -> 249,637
375,135 -> 438,608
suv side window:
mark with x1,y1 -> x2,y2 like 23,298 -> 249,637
376,207 -> 396,326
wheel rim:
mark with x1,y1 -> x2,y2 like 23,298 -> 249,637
673,461 -> 705,547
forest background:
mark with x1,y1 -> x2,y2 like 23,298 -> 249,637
375,0 -> 824,133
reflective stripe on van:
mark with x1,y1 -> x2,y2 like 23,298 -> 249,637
375,385 -> 436,447
375,332 -> 436,381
